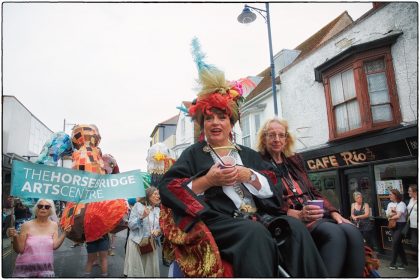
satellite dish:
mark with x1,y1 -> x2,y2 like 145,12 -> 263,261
237,6 -> 257,24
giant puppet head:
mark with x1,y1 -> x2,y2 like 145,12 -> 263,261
60,124 -> 127,243
146,142 -> 175,186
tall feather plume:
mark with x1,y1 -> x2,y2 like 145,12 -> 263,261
191,37 -> 228,97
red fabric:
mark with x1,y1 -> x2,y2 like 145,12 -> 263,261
167,178 -> 204,217
189,93 -> 236,119
222,260 -> 234,277
83,199 -> 127,242
282,177 -> 306,208
260,170 -> 277,186
160,205 -> 225,277
287,154 -> 338,214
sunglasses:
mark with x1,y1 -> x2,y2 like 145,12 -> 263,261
37,204 -> 51,210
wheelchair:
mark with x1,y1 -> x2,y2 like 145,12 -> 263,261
160,205 -> 292,277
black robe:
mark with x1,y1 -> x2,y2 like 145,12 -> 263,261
159,141 -> 328,277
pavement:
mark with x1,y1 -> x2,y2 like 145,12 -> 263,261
2,230 -> 169,278
376,251 -> 418,278
2,230 -> 418,277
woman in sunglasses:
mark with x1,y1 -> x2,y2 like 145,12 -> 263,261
256,118 -> 365,277
7,198 -> 71,277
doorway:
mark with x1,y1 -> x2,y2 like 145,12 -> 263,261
344,167 -> 375,217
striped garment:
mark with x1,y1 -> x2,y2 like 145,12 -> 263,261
13,234 -> 55,277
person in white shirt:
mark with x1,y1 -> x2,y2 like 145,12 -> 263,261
386,189 -> 408,270
407,185 -> 418,251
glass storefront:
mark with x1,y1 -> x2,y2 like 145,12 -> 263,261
374,160 -> 418,217
308,170 -> 341,211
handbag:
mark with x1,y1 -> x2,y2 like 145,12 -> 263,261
401,206 -> 414,236
137,205 -> 156,255
401,221 -> 410,237
138,236 -> 156,254
388,219 -> 397,229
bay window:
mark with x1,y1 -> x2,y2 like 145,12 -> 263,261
323,47 -> 401,140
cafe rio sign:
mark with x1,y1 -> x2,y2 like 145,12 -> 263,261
306,149 -> 375,170
305,138 -> 417,171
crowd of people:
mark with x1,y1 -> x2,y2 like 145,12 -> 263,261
5,193 -> 163,278
3,39 -> 418,278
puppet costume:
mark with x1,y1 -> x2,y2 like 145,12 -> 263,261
60,124 -> 127,243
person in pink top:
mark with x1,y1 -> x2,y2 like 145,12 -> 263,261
7,198 -> 71,277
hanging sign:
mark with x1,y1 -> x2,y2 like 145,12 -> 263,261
11,160 -> 147,203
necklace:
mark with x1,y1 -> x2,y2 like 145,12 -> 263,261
212,145 -> 236,151
270,159 -> 297,194
203,141 -> 241,153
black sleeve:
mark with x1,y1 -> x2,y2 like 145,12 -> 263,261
158,145 -> 211,231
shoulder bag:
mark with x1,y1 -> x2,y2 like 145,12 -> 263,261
137,207 -> 156,255
387,202 -> 398,229
401,205 -> 414,236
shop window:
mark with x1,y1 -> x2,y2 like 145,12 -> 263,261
374,160 -> 417,217
308,170 -> 341,211
323,47 -> 401,140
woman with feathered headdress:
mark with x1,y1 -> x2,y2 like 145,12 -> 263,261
158,38 -> 328,277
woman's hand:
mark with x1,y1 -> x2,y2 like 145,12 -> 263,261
142,207 -> 150,219
299,205 -> 324,222
62,225 -> 72,236
7,227 -> 18,238
331,212 -> 352,224
205,163 -> 238,187
151,229 -> 161,238
236,166 -> 252,183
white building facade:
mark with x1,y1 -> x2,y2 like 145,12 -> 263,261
243,2 -> 417,255
2,95 -> 53,200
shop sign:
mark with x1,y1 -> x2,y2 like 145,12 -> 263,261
380,226 -> 414,253
306,140 -> 411,171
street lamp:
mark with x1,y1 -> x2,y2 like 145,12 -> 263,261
237,3 -> 279,116
63,118 -> 76,133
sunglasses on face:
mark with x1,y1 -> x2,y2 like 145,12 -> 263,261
37,204 -> 51,210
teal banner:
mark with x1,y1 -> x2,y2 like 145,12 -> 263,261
11,161 -> 147,203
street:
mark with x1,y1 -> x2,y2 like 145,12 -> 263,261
2,229 -> 169,277
2,229 -> 418,278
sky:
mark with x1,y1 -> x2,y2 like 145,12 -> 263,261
3,1 -> 373,172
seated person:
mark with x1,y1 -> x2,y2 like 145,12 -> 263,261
256,117 -> 366,277
159,38 -> 328,278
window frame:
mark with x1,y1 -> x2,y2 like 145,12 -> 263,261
241,115 -> 251,147
323,47 -> 401,141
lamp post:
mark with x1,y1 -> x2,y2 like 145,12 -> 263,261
63,118 -> 76,133
237,3 -> 278,116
